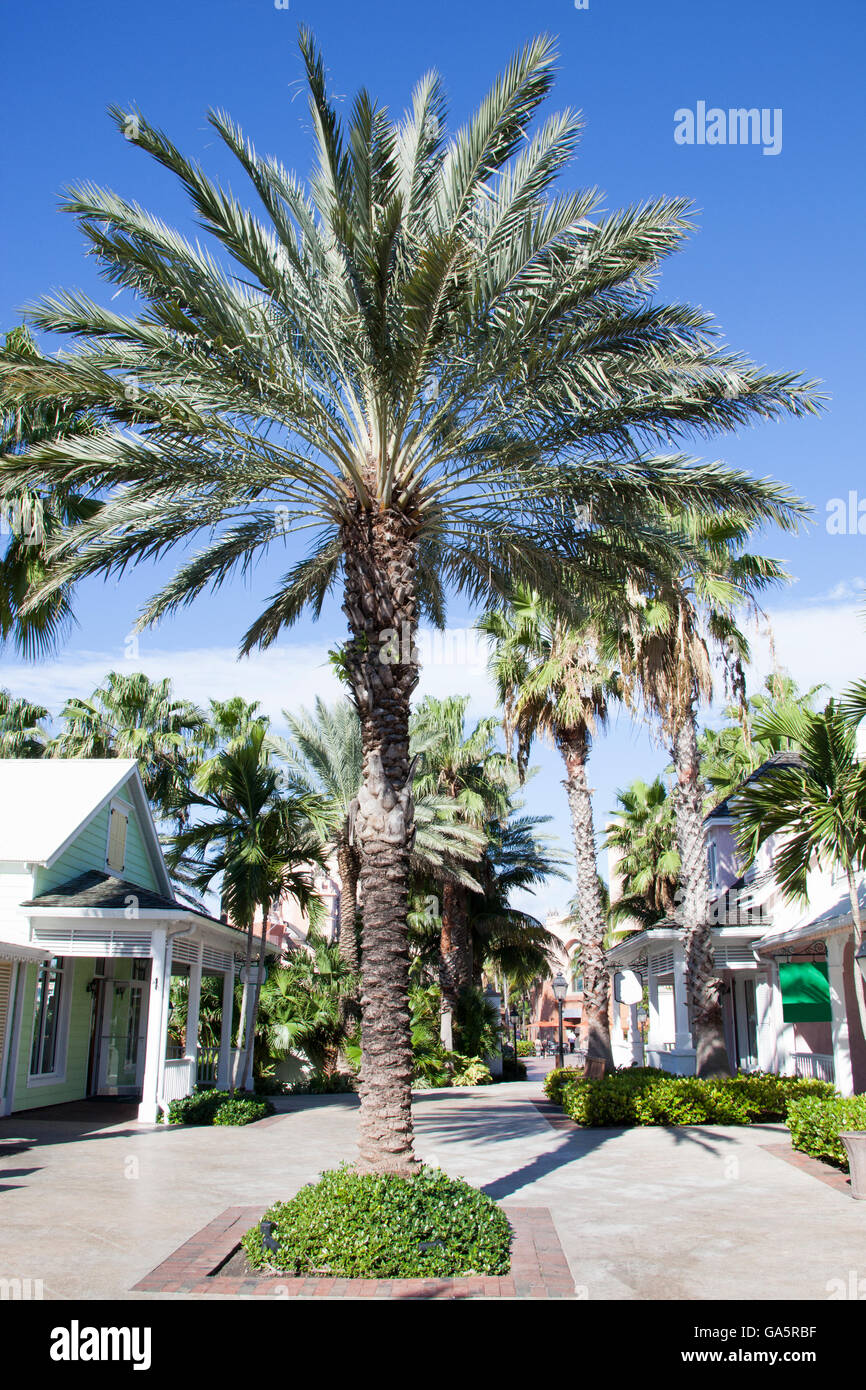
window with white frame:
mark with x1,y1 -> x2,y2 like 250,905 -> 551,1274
106,803 -> 129,874
29,957 -> 66,1076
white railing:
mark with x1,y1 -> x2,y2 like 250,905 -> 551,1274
162,1057 -> 196,1105
791,1052 -> 835,1084
196,1046 -> 219,1087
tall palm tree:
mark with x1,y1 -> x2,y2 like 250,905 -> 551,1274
480,589 -> 622,1068
0,34 -> 817,1168
49,671 -> 206,821
0,689 -> 50,758
165,722 -> 328,1089
613,513 -> 800,1075
467,807 -> 562,990
732,698 -> 866,1041
258,927 -> 359,1079
604,777 -> 681,930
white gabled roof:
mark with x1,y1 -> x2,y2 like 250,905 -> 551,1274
0,758 -> 147,868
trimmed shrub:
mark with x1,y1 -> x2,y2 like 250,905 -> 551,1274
289,1071 -> 357,1094
544,1067 -> 837,1130
516,1039 -> 535,1058
242,1165 -> 512,1278
786,1094 -> 866,1170
165,1088 -> 275,1126
451,1054 -> 493,1087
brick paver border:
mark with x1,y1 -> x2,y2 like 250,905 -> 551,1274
762,1141 -> 854,1197
132,1204 -> 575,1299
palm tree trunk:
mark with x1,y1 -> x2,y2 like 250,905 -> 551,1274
240,911 -> 271,1091
336,836 -> 361,972
343,511 -> 419,1174
673,705 -> 731,1077
558,726 -> 614,1071
439,880 -> 472,1016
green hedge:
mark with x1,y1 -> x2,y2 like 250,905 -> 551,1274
786,1094 -> 866,1169
516,1040 -> 535,1057
165,1088 -> 275,1126
242,1165 -> 512,1278
543,1066 -> 836,1128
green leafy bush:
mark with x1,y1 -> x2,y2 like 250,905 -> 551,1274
165,1088 -> 275,1126
516,1039 -> 535,1057
544,1067 -> 837,1130
451,1054 -> 493,1087
786,1094 -> 866,1169
501,1055 -> 527,1081
242,1166 -> 512,1278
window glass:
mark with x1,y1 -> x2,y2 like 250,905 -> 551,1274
30,957 -> 64,1075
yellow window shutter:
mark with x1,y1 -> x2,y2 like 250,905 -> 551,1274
107,807 -> 128,873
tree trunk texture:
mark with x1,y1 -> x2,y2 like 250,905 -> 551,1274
336,837 -> 361,972
673,707 -> 732,1077
439,880 -> 473,1017
343,510 -> 419,1174
559,727 -> 614,1071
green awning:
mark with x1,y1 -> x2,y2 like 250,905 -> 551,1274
779,961 -> 832,1022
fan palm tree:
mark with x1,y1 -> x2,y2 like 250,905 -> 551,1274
732,699 -> 866,1042
604,776 -> 681,931
467,807 -> 562,989
49,670 -> 206,821
165,722 -> 329,1090
0,688 -> 50,758
411,694 -> 510,1020
613,512 -> 800,1075
480,589 -> 622,1068
0,34 -> 818,1167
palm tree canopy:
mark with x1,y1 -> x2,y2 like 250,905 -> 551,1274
0,688 -> 51,757
0,33 -> 818,649
732,700 -> 866,903
604,775 -> 681,928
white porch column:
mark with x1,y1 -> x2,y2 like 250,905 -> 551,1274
627,1002 -> 642,1063
755,970 -> 778,1074
215,965 -> 234,1091
671,947 -> 693,1052
827,933 -> 855,1096
185,941 -> 203,1071
647,959 -> 662,1049
770,958 -> 796,1077
138,928 -> 171,1123
0,963 -> 23,1117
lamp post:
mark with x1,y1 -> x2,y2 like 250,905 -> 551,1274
509,1004 -> 519,1059
552,972 -> 567,1069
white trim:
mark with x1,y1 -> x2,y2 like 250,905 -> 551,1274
25,957 -> 75,1088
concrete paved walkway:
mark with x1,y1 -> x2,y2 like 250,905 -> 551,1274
1,1065 -> 864,1300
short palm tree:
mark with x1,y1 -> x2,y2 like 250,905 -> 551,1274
604,777 -> 681,930
733,699 -> 866,1041
258,928 -> 359,1079
480,589 -> 622,1068
700,674 -> 824,803
166,722 -> 328,1089
0,34 -> 817,1167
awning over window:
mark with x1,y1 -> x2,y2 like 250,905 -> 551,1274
779,961 -> 832,1022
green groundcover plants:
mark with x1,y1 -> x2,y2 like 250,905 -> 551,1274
516,1040 -> 536,1057
242,1165 -> 512,1278
786,1094 -> 866,1170
543,1066 -> 835,1128
164,1089 -> 275,1126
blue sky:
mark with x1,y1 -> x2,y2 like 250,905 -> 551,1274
2,0 -> 865,917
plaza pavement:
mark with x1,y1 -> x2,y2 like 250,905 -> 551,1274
0,1059 -> 864,1300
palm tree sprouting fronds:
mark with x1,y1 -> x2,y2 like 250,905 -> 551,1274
604,776 -> 681,930
0,688 -> 50,758
0,32 -> 820,1169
